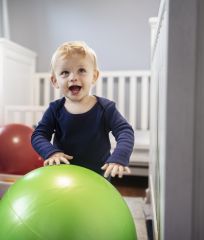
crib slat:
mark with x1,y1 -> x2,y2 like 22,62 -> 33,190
35,73 -> 51,105
54,88 -> 61,100
118,76 -> 125,117
95,77 -> 103,96
35,111 -> 44,125
4,106 -> 46,127
34,75 -> 40,105
4,108 -> 9,124
107,76 -> 114,100
13,111 -> 21,123
44,76 -> 51,105
141,75 -> 149,130
129,76 -> 137,130
25,112 -> 34,126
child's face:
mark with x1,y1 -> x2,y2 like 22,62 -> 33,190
51,53 -> 98,102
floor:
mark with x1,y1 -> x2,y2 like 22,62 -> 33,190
111,175 -> 148,197
112,176 -> 149,240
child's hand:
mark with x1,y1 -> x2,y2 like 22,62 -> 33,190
44,152 -> 73,166
101,163 -> 131,178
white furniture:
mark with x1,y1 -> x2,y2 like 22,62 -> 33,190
0,38 -> 36,124
149,0 -> 203,239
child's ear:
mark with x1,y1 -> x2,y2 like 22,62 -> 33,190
92,70 -> 99,84
51,75 -> 59,89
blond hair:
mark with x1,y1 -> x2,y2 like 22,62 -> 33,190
51,41 -> 99,73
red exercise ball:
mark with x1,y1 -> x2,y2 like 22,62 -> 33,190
0,124 -> 43,175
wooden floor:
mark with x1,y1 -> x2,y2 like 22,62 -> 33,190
111,175 -> 148,197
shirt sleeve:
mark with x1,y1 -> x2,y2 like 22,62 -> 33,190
104,101 -> 135,166
31,103 -> 62,160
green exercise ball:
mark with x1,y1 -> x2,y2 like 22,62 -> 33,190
0,165 -> 137,240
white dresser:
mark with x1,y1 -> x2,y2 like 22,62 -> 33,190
0,38 -> 36,125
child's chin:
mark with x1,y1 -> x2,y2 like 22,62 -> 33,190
67,95 -> 83,102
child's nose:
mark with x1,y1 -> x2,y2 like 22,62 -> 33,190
67,72 -> 76,82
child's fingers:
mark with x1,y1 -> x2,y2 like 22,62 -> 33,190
48,158 -> 56,165
64,154 -> 73,160
44,157 -> 61,166
111,165 -> 119,177
43,159 -> 49,166
102,164 -> 131,178
54,158 -> 61,165
60,157 -> 70,165
104,164 -> 114,178
101,163 -> 108,170
118,166 -> 124,178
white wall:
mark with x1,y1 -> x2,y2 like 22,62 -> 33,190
7,0 -> 160,72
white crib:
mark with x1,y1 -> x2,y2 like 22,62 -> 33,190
4,70 -> 151,176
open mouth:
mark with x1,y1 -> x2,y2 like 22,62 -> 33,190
68,85 -> 82,95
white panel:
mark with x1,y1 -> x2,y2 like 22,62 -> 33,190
35,111 -> 44,125
25,111 -> 34,126
54,87 -> 61,100
34,75 -> 40,105
107,76 -> 114,100
13,111 -> 21,123
141,75 -> 149,130
4,105 -> 46,127
129,76 -> 137,130
34,73 -> 51,105
95,77 -> 103,96
0,39 -> 36,125
44,76 -> 51,105
118,76 -> 125,116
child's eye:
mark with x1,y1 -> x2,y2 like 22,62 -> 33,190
78,68 -> 86,74
61,71 -> 70,77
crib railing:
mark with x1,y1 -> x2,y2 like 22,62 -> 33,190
4,70 -> 151,133
33,70 -> 151,131
4,71 -> 151,141
4,105 -> 46,128
4,70 -> 151,132
4,71 -> 150,142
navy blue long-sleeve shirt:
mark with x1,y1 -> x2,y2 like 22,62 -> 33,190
31,96 -> 134,174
